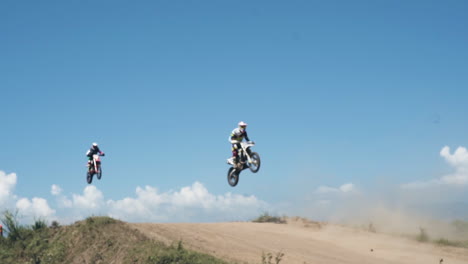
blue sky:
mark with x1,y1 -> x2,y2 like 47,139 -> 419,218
1,0 -> 468,224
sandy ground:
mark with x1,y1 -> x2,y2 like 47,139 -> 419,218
131,219 -> 468,264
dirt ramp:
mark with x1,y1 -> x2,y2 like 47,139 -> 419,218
132,221 -> 468,264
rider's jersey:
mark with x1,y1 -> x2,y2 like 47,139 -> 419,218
229,128 -> 250,142
86,147 -> 102,157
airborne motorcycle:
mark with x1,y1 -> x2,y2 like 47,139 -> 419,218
227,141 -> 261,187
87,153 -> 104,184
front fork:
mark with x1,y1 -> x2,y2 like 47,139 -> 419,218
90,160 -> 100,172
242,147 -> 253,165
95,161 -> 101,172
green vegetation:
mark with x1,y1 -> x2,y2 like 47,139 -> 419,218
414,221 -> 468,248
1,210 -> 26,241
432,220 -> 468,248
50,220 -> 60,229
32,218 -> 48,231
0,210 -> 59,263
435,238 -> 468,248
131,240 -> 230,264
260,251 -> 284,264
253,212 -> 286,224
0,211 -> 231,264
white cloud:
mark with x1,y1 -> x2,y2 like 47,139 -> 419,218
72,185 -> 105,211
51,184 -> 72,208
51,184 -> 62,196
440,146 -> 468,168
106,182 -> 266,222
16,197 -> 55,219
1,170 -> 266,223
32,181 -> 267,223
403,146 -> 468,189
0,171 -> 17,206
339,183 -> 355,193
0,170 -> 56,222
316,183 -> 356,194
439,146 -> 468,185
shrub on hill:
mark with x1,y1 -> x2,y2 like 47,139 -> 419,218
253,212 -> 286,224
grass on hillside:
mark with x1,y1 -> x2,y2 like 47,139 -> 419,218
0,210 -> 231,264
261,251 -> 284,264
358,220 -> 468,249
393,223 -> 468,249
252,212 -> 286,224
411,223 -> 468,249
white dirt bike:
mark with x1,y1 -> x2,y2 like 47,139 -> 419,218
227,141 -> 261,187
87,153 -> 104,184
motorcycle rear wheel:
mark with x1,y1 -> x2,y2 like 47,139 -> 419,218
87,171 -> 93,184
227,167 -> 240,187
248,152 -> 261,173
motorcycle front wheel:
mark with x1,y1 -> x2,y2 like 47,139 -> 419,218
248,152 -> 261,173
227,167 -> 240,187
97,167 -> 102,180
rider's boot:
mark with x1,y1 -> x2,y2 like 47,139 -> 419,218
233,156 -> 240,169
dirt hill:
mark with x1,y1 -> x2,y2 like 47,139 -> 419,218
0,216 -> 229,264
132,217 -> 468,264
2,216 -> 468,264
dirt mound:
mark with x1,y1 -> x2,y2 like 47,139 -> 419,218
53,217 -> 147,264
132,220 -> 468,264
0,216 -> 229,264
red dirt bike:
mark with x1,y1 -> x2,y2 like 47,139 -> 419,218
87,153 -> 104,184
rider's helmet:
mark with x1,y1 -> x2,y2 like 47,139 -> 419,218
238,121 -> 247,132
92,142 -> 98,149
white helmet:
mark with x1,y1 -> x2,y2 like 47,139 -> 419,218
92,142 -> 98,147
238,121 -> 247,131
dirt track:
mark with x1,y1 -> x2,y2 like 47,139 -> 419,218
131,219 -> 468,264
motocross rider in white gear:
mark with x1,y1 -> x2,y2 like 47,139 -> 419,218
227,121 -> 251,166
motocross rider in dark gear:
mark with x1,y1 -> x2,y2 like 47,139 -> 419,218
86,143 -> 104,167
